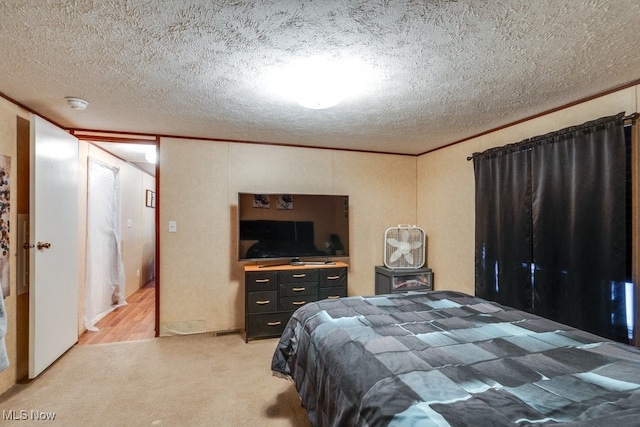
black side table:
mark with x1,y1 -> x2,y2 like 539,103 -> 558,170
375,266 -> 433,295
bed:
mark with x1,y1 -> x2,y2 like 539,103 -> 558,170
271,291 -> 640,426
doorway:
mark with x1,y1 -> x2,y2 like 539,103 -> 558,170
14,124 -> 159,382
76,138 -> 158,345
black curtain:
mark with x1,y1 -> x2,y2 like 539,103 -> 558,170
473,113 -> 630,343
474,146 -> 533,312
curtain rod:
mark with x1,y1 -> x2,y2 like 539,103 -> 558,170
467,112 -> 639,161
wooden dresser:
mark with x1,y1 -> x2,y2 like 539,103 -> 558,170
244,262 -> 348,342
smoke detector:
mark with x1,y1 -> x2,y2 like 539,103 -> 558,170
65,97 -> 89,110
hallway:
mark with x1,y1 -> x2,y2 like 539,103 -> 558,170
78,280 -> 155,345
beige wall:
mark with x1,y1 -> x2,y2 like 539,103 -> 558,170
417,140 -> 477,294
417,85 -> 639,294
141,172 -> 156,283
159,139 -> 417,334
332,150 -> 417,297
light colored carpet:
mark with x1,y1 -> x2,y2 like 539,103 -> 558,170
0,333 -> 311,426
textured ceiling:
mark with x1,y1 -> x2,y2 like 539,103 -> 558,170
1,0 -> 640,155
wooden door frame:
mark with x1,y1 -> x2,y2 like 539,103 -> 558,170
154,136 -> 160,337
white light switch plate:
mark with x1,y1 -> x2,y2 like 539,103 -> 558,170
169,221 -> 177,232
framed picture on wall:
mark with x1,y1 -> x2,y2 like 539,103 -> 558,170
253,194 -> 270,208
277,194 -> 293,210
146,189 -> 155,208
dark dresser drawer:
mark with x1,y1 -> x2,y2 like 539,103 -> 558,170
279,295 -> 318,311
246,291 -> 277,314
279,282 -> 318,297
246,271 -> 278,292
279,269 -> 319,283
320,287 -> 347,300
321,268 -> 347,288
246,312 -> 291,339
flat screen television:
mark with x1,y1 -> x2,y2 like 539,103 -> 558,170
238,193 -> 349,263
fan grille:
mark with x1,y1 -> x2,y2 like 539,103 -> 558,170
383,226 -> 425,269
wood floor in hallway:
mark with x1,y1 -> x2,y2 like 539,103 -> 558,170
78,280 -> 156,345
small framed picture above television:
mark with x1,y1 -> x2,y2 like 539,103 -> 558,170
276,194 -> 293,210
238,193 -> 349,262
252,194 -> 270,208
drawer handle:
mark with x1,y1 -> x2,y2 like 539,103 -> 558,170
267,321 -> 282,327
327,275 -> 340,280
292,301 -> 306,305
292,274 -> 306,278
255,300 -> 271,305
327,295 -> 340,299
292,287 -> 306,292
255,279 -> 270,283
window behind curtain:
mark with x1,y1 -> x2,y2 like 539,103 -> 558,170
473,113 -> 631,344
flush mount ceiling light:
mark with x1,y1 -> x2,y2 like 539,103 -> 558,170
65,96 -> 89,110
119,143 -> 156,164
267,56 -> 376,110
145,149 -> 157,164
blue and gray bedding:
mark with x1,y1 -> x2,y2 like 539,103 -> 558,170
272,291 -> 640,426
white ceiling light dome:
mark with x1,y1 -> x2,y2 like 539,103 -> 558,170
267,56 -> 377,110
145,149 -> 157,164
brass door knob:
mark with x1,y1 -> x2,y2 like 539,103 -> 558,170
37,242 -> 51,250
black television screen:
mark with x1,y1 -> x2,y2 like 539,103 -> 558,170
238,193 -> 349,262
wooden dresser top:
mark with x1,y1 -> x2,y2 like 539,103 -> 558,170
244,261 -> 348,272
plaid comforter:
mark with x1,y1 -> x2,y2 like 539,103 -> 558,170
271,291 -> 640,426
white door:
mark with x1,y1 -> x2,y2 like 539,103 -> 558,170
29,115 -> 79,378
